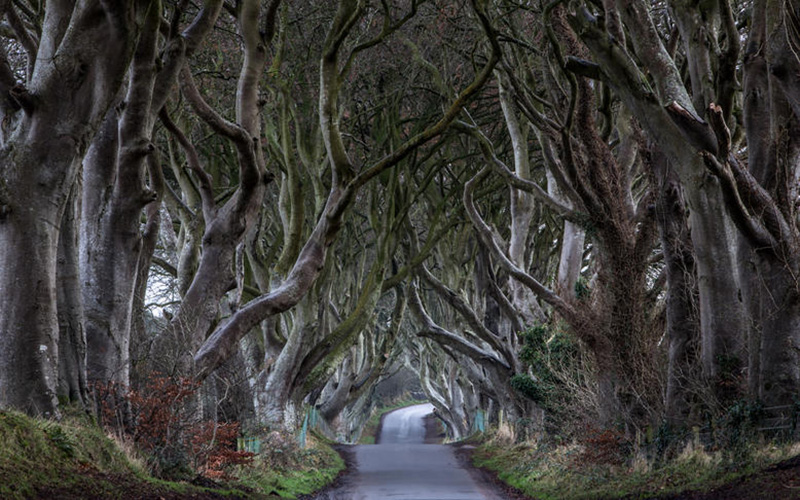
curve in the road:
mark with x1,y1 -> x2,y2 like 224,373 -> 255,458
377,402 -> 434,444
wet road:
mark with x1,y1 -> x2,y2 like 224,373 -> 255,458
377,402 -> 433,444
317,403 -> 504,499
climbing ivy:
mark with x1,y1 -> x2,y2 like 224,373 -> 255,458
512,323 -> 582,418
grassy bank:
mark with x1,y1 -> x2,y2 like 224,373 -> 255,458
0,409 -> 253,499
236,433 -> 344,498
358,398 -> 427,444
472,434 -> 800,499
0,409 -> 344,499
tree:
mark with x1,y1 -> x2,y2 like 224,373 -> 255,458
0,1 -> 150,416
571,0 -> 800,410
190,0 -> 501,389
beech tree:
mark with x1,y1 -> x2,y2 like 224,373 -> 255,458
0,1 -> 151,416
567,0 -> 800,411
7,0 -> 798,453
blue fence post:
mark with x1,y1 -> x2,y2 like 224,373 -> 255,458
470,409 -> 485,434
298,409 -> 310,449
309,407 -> 318,429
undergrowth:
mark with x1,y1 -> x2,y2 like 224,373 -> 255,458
0,407 -> 258,499
473,430 -> 800,499
95,374 -> 255,479
0,405 -> 343,499
235,432 -> 345,498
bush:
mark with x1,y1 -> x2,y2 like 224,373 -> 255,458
510,374 -> 547,404
95,374 -> 253,479
512,322 -> 585,425
574,425 -> 631,467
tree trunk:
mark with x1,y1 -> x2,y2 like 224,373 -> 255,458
740,0 -> 800,406
686,185 -> 745,401
751,259 -> 800,406
81,112 -> 137,387
257,301 -> 317,428
547,170 -> 585,296
57,180 -> 88,406
0,1 -> 149,415
0,188 -> 62,416
499,74 -> 545,325
654,156 -> 700,426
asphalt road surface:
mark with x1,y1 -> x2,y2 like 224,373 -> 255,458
316,403 -> 506,500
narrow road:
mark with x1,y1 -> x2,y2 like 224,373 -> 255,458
317,403 -> 506,500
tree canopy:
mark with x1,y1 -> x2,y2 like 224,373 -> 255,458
0,0 -> 799,451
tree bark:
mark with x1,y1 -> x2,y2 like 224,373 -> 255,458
57,180 -> 88,406
0,187 -> 62,416
654,154 -> 700,426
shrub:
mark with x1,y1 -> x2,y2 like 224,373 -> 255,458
513,322 -> 585,424
95,374 -> 253,479
189,421 -> 254,479
510,374 -> 547,404
574,425 -> 631,467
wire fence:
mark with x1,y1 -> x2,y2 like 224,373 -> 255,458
756,404 -> 799,435
238,407 -> 337,454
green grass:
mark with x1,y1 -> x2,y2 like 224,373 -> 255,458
357,398 -> 427,444
0,408 -> 332,499
472,436 -> 800,499
0,409 -> 143,499
235,436 -> 345,498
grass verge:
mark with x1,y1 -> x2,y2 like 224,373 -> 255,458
235,433 -> 345,499
0,408 -> 260,499
0,408 -> 344,499
472,434 -> 800,499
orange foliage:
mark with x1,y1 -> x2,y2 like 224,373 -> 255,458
94,374 -> 253,479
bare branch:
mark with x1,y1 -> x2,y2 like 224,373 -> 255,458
182,0 -> 224,55
407,283 -> 511,371
700,152 -> 777,250
159,108 -> 216,222
179,66 -> 250,144
464,165 -> 578,322
192,0 -> 501,380
454,120 -> 582,221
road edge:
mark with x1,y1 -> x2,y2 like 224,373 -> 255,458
298,444 -> 356,500
452,442 -> 533,500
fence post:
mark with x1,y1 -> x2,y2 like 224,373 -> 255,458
309,407 -> 318,429
470,409 -> 485,434
298,408 -> 310,449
